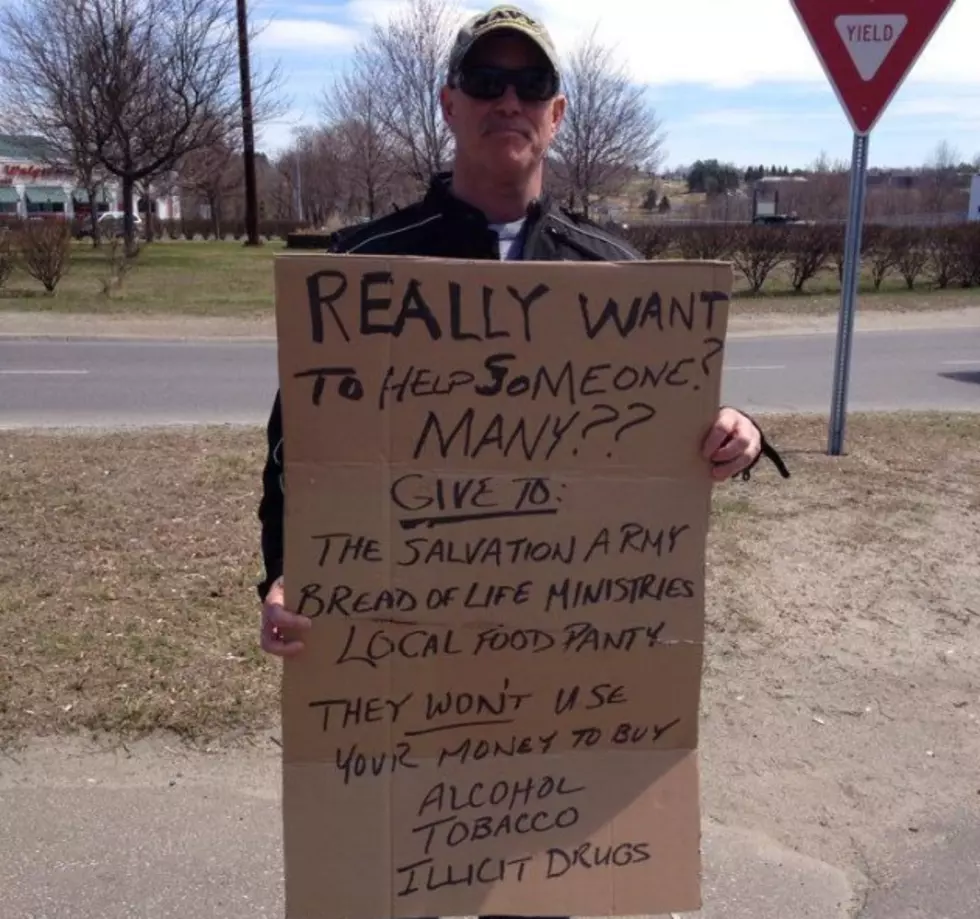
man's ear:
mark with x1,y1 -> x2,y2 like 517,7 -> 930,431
439,85 -> 454,126
549,94 -> 567,138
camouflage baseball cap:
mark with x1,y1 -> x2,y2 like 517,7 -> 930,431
447,5 -> 560,80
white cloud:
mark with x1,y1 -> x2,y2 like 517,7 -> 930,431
522,0 -> 977,88
251,0 -> 980,164
255,18 -> 360,49
343,0 -> 484,27
679,108 -> 837,128
256,111 -> 319,154
261,0 -> 977,88
343,0 -> 413,25
889,91 -> 980,120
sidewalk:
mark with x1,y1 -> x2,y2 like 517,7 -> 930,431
1,304 -> 979,341
0,736 -> 858,919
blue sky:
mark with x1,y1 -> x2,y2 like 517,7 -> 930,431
251,0 -> 980,171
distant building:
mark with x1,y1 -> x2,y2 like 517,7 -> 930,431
751,175 -> 807,219
0,133 -> 181,222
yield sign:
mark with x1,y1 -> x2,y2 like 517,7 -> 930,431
790,0 -> 957,134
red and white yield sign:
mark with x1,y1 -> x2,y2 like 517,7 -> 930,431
790,0 -> 957,134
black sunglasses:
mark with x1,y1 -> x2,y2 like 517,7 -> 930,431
455,65 -> 559,102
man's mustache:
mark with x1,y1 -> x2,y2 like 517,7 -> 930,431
482,120 -> 532,138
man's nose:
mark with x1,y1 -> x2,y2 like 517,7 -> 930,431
493,83 -> 523,114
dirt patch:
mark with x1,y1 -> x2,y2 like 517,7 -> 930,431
1,414 -> 978,875
702,413 -> 980,871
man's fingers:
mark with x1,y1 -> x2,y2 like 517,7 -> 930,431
260,626 -> 306,657
261,609 -> 310,657
702,410 -> 761,464
711,428 -> 757,463
710,455 -> 751,480
265,603 -> 312,631
701,423 -> 731,459
260,577 -> 311,658
701,408 -> 742,459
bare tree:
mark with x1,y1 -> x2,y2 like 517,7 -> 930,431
279,127 -> 345,227
259,154 -> 295,221
357,0 -> 457,188
179,135 -> 244,237
802,151 -> 850,220
550,29 -> 666,218
0,2 -> 105,242
321,56 -> 396,219
921,139 -> 960,215
0,0 -> 283,253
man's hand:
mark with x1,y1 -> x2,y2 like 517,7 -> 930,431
701,407 -> 762,481
260,578 -> 312,657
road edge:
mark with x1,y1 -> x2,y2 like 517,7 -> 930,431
2,306 -> 979,342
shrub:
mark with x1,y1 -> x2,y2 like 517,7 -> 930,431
889,228 -> 928,290
925,227 -> 959,289
98,235 -> 136,297
785,223 -> 836,292
864,225 -> 897,290
673,223 -> 736,260
17,220 -> 71,292
625,224 -> 674,259
828,222 -> 875,284
179,218 -> 212,240
614,217 -> 980,294
258,219 -> 308,240
731,224 -> 787,293
949,223 -> 980,288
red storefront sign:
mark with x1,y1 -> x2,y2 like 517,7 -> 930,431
2,163 -> 71,180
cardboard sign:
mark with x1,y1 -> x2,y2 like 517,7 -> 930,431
273,252 -> 732,919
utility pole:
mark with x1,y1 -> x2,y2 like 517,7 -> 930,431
236,0 -> 260,246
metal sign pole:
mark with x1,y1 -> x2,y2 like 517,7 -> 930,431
828,130 -> 870,456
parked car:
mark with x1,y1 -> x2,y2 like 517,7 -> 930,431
74,211 -> 144,238
98,211 -> 143,235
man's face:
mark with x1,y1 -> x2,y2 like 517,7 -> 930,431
441,32 -> 566,179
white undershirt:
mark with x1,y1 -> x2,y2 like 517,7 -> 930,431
489,218 -> 526,260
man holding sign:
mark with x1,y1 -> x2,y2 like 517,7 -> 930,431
257,5 -> 789,918
258,3 -> 788,620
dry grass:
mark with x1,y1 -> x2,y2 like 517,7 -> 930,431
1,414 -> 978,759
0,426 -> 272,748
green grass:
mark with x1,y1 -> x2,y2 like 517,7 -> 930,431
1,237 -> 978,318
0,239 -> 282,316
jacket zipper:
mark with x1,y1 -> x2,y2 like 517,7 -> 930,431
544,226 -> 607,261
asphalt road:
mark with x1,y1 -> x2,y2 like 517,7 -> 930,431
2,738 -> 977,919
0,328 -> 978,429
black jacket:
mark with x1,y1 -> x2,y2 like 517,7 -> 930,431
256,172 -> 788,600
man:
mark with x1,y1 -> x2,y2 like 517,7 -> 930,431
258,9 -> 788,917
257,5 -> 788,665
258,2 -> 788,646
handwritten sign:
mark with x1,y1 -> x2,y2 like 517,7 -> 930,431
273,253 -> 732,919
